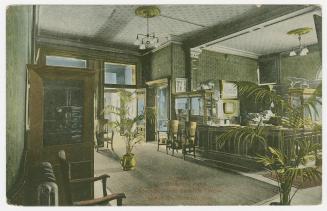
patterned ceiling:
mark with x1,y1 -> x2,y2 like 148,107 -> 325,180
37,5 -> 320,55
37,5 -> 258,49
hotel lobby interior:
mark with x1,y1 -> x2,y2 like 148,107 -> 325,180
6,4 -> 323,206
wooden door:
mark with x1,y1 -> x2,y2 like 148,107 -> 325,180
27,64 -> 95,204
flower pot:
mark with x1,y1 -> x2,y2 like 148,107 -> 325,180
120,153 -> 136,171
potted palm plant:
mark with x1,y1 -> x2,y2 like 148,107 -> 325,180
217,81 -> 322,205
102,89 -> 155,171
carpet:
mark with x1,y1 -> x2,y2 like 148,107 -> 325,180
95,142 -> 279,205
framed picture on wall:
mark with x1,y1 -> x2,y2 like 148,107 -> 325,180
220,80 -> 238,99
175,78 -> 187,93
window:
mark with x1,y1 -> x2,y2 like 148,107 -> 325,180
104,62 -> 136,85
46,56 -> 87,68
43,79 -> 84,145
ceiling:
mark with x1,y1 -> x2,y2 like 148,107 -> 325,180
37,5 -> 321,56
202,10 -> 320,58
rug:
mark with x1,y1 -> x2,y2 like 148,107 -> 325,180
95,142 -> 280,205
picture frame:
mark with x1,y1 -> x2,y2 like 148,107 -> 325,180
175,78 -> 187,93
220,80 -> 238,99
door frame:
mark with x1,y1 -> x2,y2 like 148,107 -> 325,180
27,64 -> 96,204
145,78 -> 171,140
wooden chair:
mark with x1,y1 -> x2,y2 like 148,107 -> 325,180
166,120 -> 182,155
58,150 -> 126,206
96,119 -> 114,152
183,121 -> 197,160
157,130 -> 169,152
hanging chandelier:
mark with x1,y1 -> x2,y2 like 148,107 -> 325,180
287,27 -> 312,57
134,6 -> 160,50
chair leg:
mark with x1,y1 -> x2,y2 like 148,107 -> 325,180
183,146 -> 186,160
117,198 -> 123,206
111,140 -> 114,151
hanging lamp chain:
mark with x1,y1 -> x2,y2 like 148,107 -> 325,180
298,34 -> 302,49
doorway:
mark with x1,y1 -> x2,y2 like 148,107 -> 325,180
145,78 -> 170,142
103,88 -> 146,141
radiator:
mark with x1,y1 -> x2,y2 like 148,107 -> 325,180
36,162 -> 58,206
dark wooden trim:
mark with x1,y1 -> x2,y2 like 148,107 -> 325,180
183,46 -> 191,92
313,14 -> 322,60
103,84 -> 138,89
36,35 -> 141,56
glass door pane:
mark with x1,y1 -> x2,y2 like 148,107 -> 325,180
43,79 -> 84,145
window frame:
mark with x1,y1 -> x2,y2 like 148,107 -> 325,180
103,62 -> 137,87
45,55 -> 88,69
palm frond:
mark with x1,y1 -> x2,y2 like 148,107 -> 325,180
216,124 -> 268,149
268,147 -> 286,166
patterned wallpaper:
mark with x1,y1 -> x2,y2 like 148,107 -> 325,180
150,43 -> 186,89
172,44 -> 186,94
193,50 -> 258,88
150,45 -> 172,80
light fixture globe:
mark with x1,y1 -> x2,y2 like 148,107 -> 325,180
134,38 -> 141,46
289,50 -> 296,57
139,43 -> 146,50
300,47 -> 309,56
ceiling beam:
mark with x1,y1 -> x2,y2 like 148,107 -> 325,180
36,35 -> 141,56
183,5 -> 316,49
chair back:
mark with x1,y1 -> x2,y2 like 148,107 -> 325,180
169,120 -> 179,135
58,150 -> 73,205
96,119 -> 114,139
187,121 -> 197,137
157,131 -> 168,144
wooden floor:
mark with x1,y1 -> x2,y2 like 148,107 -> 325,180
94,140 -> 278,205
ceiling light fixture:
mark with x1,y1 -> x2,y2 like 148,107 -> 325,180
134,6 -> 160,50
287,27 -> 312,57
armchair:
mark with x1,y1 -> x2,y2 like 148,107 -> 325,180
58,150 -> 126,206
